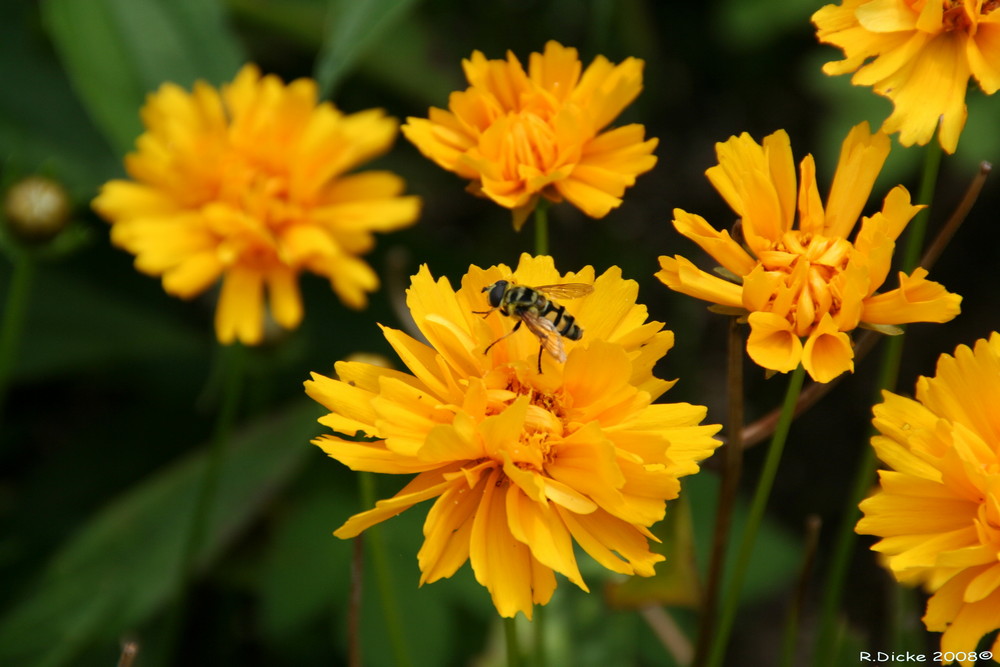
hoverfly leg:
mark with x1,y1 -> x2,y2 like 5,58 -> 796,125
536,345 -> 544,373
483,320 -> 522,355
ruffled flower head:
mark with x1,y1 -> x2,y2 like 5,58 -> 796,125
813,0 -> 1000,153
93,64 -> 420,345
656,122 -> 961,383
402,41 -> 658,229
857,333 -> 1000,665
305,254 -> 720,618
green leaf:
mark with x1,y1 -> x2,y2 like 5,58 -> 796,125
314,0 -> 422,98
7,264 -> 205,382
40,0 -> 246,155
0,399 -> 320,667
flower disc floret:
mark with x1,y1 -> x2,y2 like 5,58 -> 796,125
402,41 -> 658,228
305,254 -> 721,618
656,122 -> 961,383
813,0 -> 1000,152
93,64 -> 420,345
857,333 -> 1000,665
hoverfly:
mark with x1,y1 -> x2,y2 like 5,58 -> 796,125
475,280 -> 594,371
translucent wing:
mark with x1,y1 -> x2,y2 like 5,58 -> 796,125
534,283 -> 594,299
520,310 -> 566,362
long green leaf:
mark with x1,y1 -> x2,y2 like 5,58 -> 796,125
0,399 -> 320,667
314,0 -> 421,98
40,0 -> 245,155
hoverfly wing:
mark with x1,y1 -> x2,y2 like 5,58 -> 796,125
520,311 -> 566,363
534,283 -> 594,300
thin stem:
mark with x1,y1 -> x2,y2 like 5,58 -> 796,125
812,139 -> 943,667
0,250 -> 36,429
348,535 -> 364,667
640,605 -> 694,666
359,471 -> 413,667
779,515 -> 822,667
693,318 -> 745,667
504,616 -> 522,667
166,341 -> 246,662
919,160 -> 991,271
707,365 -> 806,667
532,603 -> 546,667
533,201 -> 550,256
902,139 -> 943,270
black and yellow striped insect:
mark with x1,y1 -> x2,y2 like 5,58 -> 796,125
475,280 -> 594,371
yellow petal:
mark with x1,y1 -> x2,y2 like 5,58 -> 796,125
824,122 -> 890,238
334,470 -> 454,538
801,313 -> 854,383
968,22 -> 1000,93
861,267 -> 962,325
878,32 -> 971,153
672,209 -> 757,276
505,485 -> 588,590
215,265 -> 264,345
469,468 -> 539,619
265,266 -> 302,329
418,476 -> 480,583
558,507 -> 664,577
655,255 -> 743,309
746,311 -> 802,373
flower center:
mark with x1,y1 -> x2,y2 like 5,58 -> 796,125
211,158 -> 305,269
934,0 -> 999,31
499,111 -> 559,178
488,372 -> 570,470
755,231 -> 853,336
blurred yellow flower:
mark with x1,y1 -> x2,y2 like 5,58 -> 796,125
656,122 -> 961,383
305,254 -> 720,619
93,64 -> 420,345
813,0 -> 1000,153
857,334 -> 1000,666
402,41 -> 658,229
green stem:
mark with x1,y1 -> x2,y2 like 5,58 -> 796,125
165,342 -> 245,662
504,616 -> 522,667
811,139 -> 942,666
533,201 -> 550,256
693,318 -> 745,667
0,250 -> 36,428
532,603 -> 546,667
706,365 -> 806,667
359,471 -> 413,667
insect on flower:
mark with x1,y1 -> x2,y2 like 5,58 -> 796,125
475,280 -> 594,371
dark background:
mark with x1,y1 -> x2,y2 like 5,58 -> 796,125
1,0 -> 998,664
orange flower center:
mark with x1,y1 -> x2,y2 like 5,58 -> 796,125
495,111 -> 560,178
211,158 -> 304,270
754,231 -> 853,336
907,0 -> 1000,32
488,372 -> 570,471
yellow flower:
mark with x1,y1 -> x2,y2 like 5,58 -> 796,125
857,334 -> 1000,666
813,0 -> 1000,153
93,64 -> 420,345
656,122 -> 961,383
401,41 -> 658,229
305,254 -> 720,619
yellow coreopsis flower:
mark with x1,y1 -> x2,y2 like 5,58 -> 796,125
93,64 -> 420,345
857,334 -> 1000,666
401,41 -> 658,229
656,122 -> 961,383
305,254 -> 721,619
813,0 -> 1000,153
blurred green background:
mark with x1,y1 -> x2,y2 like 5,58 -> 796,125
2,0 -> 999,665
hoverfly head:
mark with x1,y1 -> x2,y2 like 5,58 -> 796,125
483,280 -> 509,308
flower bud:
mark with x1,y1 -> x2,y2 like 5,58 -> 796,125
3,176 -> 72,243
